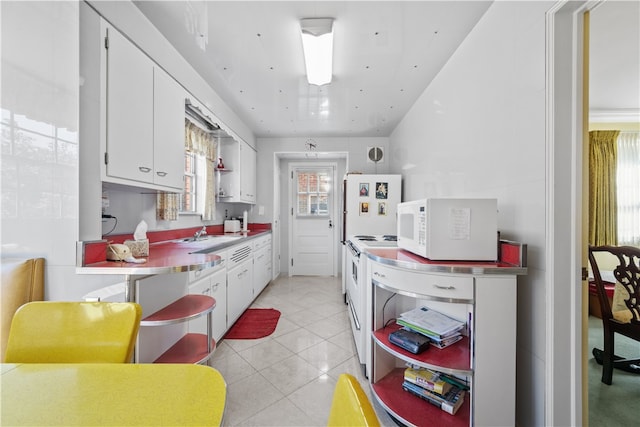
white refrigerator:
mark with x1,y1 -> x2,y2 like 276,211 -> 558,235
341,174 -> 401,297
342,173 -> 402,240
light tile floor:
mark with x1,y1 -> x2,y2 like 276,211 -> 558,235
211,275 -> 396,426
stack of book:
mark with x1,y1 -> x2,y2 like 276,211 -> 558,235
402,367 -> 466,415
396,306 -> 465,349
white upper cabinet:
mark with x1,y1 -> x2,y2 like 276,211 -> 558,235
103,21 -> 184,191
239,141 -> 256,204
153,67 -> 185,189
217,138 -> 256,204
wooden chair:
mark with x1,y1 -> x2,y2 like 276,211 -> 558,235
1,258 -> 45,362
588,245 -> 640,384
4,301 -> 142,363
327,373 -> 380,427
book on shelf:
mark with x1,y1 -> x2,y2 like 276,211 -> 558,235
402,380 -> 466,415
397,306 -> 466,340
403,367 -> 452,395
404,363 -> 470,391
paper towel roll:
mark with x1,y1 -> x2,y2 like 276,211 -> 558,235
243,210 -> 248,232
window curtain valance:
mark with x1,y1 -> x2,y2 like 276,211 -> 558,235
185,119 -> 216,161
589,130 -> 620,246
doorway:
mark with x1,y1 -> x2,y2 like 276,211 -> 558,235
288,163 -> 338,276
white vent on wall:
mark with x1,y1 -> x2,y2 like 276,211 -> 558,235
367,147 -> 384,163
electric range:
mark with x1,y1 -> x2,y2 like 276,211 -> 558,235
345,235 -> 397,374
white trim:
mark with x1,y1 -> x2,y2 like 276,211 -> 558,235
546,1 -> 598,425
589,109 -> 640,123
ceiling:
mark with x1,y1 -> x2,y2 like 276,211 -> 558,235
589,0 -> 640,121
133,1 -> 492,138
133,1 -> 639,138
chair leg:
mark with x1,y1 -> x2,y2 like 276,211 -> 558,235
601,328 -> 614,385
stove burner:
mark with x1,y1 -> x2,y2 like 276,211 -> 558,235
354,235 -> 376,241
383,235 -> 397,241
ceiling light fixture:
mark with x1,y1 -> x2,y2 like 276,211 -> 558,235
300,18 -> 334,86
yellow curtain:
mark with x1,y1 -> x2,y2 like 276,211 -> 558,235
589,130 -> 619,245
156,193 -> 179,221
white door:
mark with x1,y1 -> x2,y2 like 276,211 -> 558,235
290,164 -> 337,276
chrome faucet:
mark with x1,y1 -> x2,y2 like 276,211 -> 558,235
194,226 -> 207,240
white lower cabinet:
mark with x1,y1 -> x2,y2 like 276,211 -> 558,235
227,258 -> 253,325
368,256 -> 521,427
188,252 -> 227,343
252,234 -> 272,296
226,243 -> 253,325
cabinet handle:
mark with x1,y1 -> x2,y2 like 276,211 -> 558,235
156,171 -> 167,177
138,166 -> 151,173
374,272 -> 386,278
212,283 -> 220,291
434,284 -> 456,290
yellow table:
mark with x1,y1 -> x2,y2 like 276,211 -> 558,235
1,363 -> 226,426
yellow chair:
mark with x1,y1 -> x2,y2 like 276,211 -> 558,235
327,374 -> 380,427
1,258 -> 45,362
4,301 -> 142,363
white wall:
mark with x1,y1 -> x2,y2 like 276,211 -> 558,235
1,1 -> 115,300
388,2 -> 553,425
257,136 -> 389,276
257,136 -> 391,222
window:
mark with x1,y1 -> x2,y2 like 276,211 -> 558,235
616,131 -> 640,246
296,169 -> 330,216
180,150 -> 206,215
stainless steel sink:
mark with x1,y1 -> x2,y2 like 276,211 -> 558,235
169,234 -> 244,254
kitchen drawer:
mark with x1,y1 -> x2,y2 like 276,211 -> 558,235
253,235 -> 271,251
189,250 -> 226,282
370,262 -> 473,301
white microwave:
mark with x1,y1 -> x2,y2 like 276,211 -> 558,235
397,198 -> 498,261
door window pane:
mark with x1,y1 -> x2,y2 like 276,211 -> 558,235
296,169 -> 330,216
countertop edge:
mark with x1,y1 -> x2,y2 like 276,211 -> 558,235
76,230 -> 271,275
366,249 -> 528,275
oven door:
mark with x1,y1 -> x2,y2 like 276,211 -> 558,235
345,241 -> 365,364
346,241 -> 361,324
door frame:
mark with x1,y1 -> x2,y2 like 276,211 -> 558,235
287,161 -> 339,277
546,1 -> 600,425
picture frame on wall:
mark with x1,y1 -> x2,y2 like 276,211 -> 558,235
376,182 -> 388,199
360,202 -> 370,216
378,202 -> 387,216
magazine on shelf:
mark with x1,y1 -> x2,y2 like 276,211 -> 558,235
397,306 -> 466,340
402,380 -> 466,415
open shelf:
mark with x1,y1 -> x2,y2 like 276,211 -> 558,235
140,294 -> 215,326
153,333 -> 216,364
373,324 -> 471,374
372,368 -> 470,427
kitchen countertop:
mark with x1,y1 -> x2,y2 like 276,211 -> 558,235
366,247 -> 528,275
77,230 -> 270,275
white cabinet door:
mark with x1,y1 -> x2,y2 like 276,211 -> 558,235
188,267 -> 227,342
240,141 -> 256,203
153,67 -> 185,190
105,23 -> 154,183
227,258 -> 253,325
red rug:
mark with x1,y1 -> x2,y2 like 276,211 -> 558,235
224,308 -> 281,339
